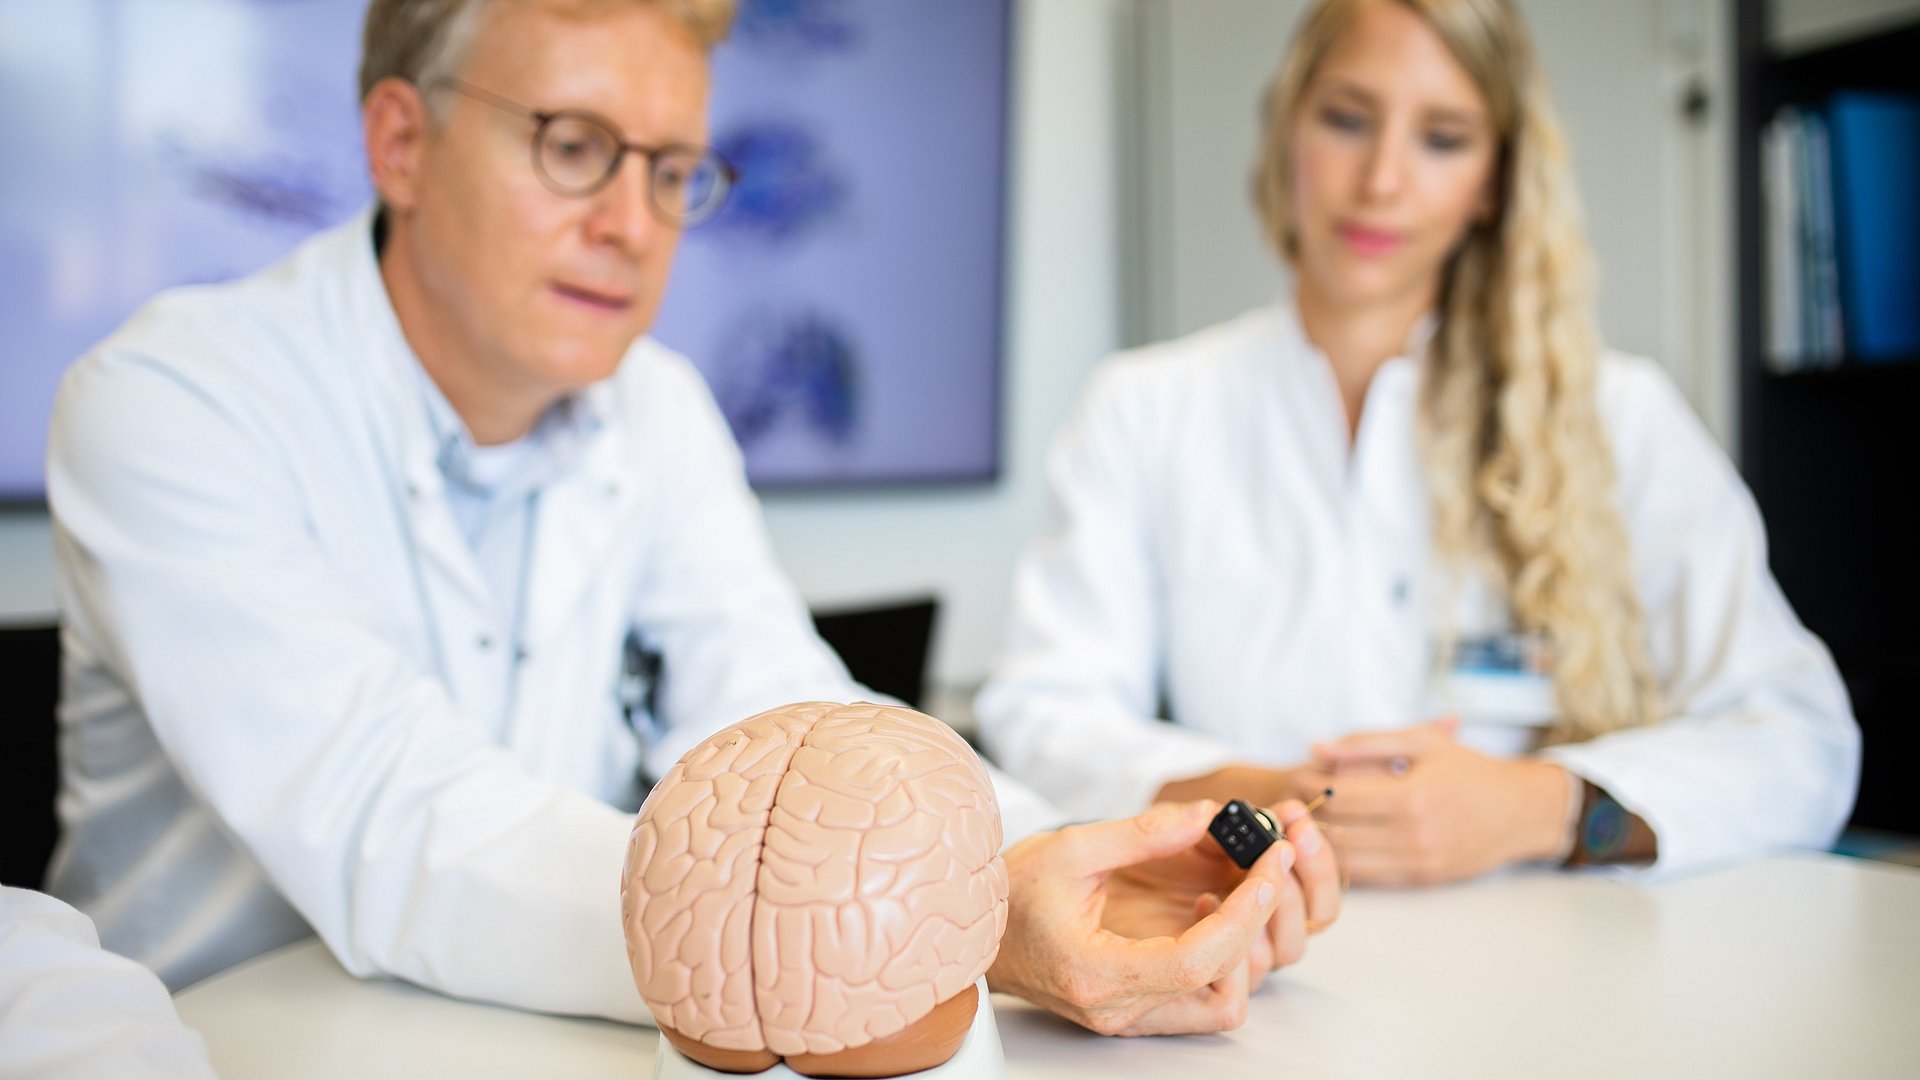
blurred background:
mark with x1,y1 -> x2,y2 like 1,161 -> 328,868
2,0 -> 1916,837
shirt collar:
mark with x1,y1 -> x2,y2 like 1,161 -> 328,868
413,364 -> 603,501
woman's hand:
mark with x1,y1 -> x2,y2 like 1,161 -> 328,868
987,801 -> 1292,1036
1309,720 -> 1578,885
1153,764 -> 1321,808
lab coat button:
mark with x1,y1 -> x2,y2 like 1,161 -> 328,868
476,634 -> 493,650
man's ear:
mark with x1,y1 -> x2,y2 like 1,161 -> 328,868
364,76 -> 432,212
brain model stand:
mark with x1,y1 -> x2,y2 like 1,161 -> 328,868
623,702 -> 1011,1079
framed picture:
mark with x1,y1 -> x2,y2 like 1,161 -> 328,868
652,0 -> 1011,487
0,0 -> 371,504
0,0 -> 1010,502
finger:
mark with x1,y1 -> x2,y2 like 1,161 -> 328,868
1285,815 -> 1343,931
1196,893 -> 1271,989
1116,963 -> 1252,1036
1315,818 -> 1407,857
1055,800 -> 1219,877
1269,869 -> 1309,967
1311,721 -> 1456,768
1344,848 -> 1422,888
1308,775 -> 1407,824
1153,841 -> 1290,991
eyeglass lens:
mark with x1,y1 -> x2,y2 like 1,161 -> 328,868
533,114 -> 728,224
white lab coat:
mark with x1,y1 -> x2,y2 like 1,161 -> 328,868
975,303 -> 1859,878
0,888 -> 214,1079
44,211 -> 1058,1024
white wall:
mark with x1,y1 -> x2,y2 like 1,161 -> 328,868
0,0 -> 1138,695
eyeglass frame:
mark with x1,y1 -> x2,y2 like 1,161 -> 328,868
435,78 -> 738,227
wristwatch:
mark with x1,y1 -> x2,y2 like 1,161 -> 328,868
1564,782 -> 1655,866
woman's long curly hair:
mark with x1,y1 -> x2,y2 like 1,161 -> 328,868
1252,0 -> 1659,742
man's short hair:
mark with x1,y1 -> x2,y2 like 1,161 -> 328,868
359,0 -> 737,115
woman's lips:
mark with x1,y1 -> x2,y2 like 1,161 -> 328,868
1337,223 -> 1406,257
551,282 -> 634,313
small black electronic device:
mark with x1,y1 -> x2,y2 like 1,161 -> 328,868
1208,799 -> 1281,869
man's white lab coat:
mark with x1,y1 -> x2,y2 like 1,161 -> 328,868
976,304 -> 1859,877
43,212 -> 1056,1023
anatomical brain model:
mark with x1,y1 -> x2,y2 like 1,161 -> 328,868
622,702 -> 1009,1076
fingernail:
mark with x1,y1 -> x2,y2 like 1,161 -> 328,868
1296,822 -> 1323,856
1257,882 -> 1275,906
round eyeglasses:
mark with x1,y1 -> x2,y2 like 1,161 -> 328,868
440,79 -> 737,228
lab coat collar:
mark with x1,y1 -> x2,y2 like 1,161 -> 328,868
323,207 -> 637,634
1273,292 -> 1440,369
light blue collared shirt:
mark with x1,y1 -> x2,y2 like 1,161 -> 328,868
413,366 -> 603,661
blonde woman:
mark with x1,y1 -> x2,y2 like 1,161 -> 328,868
977,0 -> 1858,884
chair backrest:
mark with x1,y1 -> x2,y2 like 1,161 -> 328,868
0,623 -> 59,890
810,596 -> 938,710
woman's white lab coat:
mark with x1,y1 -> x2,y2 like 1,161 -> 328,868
975,303 -> 1859,877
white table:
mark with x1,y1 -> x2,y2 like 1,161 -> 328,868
175,853 -> 1920,1079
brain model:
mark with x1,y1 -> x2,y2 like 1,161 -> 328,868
622,702 -> 1009,1077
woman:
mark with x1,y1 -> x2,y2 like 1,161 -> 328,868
976,0 -> 1857,884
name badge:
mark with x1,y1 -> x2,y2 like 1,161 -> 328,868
1429,632 -> 1557,730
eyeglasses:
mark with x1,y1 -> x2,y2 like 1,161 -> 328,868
439,79 -> 737,228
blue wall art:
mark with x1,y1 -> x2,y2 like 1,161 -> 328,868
0,0 -> 1009,499
651,0 -> 1010,487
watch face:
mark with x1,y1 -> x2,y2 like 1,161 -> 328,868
1582,795 -> 1629,860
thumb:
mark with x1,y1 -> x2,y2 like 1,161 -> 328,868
1057,800 -> 1218,877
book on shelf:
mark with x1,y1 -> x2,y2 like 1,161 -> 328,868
1828,91 -> 1920,363
1763,92 -> 1920,373
1763,109 -> 1843,371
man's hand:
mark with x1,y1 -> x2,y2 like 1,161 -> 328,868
1308,720 -> 1577,886
1103,798 -> 1341,990
987,801 -> 1292,1036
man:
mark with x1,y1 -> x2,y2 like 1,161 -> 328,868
46,0 -> 1338,1037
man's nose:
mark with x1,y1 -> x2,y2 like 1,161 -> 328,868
587,151 -> 665,252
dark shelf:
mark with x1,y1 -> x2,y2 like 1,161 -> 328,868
1768,15 -> 1920,76
1736,0 -> 1920,836
1764,358 -> 1920,381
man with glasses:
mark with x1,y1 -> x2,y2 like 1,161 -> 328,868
45,0 -> 1337,1036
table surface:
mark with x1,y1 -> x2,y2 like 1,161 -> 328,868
174,852 -> 1920,1080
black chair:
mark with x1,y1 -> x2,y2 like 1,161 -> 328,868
0,602 -> 936,890
0,624 -> 60,890
811,596 -> 938,710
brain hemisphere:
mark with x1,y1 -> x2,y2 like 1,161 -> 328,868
622,702 -> 1009,1060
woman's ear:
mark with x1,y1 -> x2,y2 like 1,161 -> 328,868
363,76 -> 432,213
